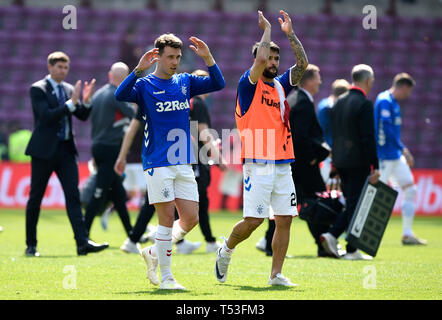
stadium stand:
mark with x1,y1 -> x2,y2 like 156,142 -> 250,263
0,1 -> 440,167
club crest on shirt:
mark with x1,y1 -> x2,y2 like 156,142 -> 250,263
181,85 -> 187,95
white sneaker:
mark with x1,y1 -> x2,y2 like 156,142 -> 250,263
214,247 -> 231,283
120,238 -> 141,254
176,239 -> 202,254
320,232 -> 340,258
268,273 -> 298,286
402,234 -> 427,245
343,249 -> 373,260
159,277 -> 185,290
255,237 -> 266,252
206,241 -> 221,253
141,246 -> 159,285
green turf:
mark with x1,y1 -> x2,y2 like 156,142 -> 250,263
0,208 -> 441,300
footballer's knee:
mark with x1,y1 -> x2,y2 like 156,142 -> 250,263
402,184 -> 417,202
180,212 -> 199,230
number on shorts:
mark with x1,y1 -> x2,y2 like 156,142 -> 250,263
290,193 -> 297,207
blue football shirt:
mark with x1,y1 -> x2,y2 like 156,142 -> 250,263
115,64 -> 225,170
374,90 -> 405,160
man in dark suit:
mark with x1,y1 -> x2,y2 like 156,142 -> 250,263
25,51 -> 108,256
289,64 -> 333,257
320,64 -> 380,260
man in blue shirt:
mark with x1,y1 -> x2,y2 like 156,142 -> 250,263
317,79 -> 350,181
114,33 -> 225,290
374,73 -> 426,245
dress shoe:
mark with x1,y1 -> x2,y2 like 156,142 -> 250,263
77,239 -> 109,256
25,246 -> 40,257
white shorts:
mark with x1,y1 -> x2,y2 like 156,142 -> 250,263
123,163 -> 146,192
242,163 -> 298,219
144,164 -> 199,204
379,155 -> 414,188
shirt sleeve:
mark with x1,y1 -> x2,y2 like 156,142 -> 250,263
275,68 -> 295,97
115,72 -> 140,103
189,64 -> 225,98
237,69 -> 257,116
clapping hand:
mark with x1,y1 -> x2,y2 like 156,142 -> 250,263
83,78 -> 96,104
258,10 -> 271,31
278,10 -> 293,35
70,80 -> 81,105
71,79 -> 96,105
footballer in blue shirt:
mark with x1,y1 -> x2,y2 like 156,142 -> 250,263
374,73 -> 426,246
114,33 -> 225,290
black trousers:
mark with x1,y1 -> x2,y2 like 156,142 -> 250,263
195,164 -> 216,243
329,166 -> 371,253
292,161 -> 329,255
26,141 -> 88,247
265,219 -> 275,252
84,143 -> 132,236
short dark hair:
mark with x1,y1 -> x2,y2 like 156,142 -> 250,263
393,73 -> 415,88
299,64 -> 320,86
252,41 -> 280,58
154,33 -> 183,55
47,51 -> 70,66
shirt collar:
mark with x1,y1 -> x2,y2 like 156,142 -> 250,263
299,88 -> 314,102
349,85 -> 367,97
47,75 -> 63,90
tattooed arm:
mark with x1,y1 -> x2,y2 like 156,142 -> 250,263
249,11 -> 272,83
278,10 -> 308,86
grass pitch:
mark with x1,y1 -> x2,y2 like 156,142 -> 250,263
0,208 -> 441,300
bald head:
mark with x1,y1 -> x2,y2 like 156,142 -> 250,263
109,62 -> 130,86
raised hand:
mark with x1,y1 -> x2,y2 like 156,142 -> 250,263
136,48 -> 160,72
83,78 -> 96,104
258,10 -> 271,31
189,37 -> 211,59
189,36 -> 215,66
71,80 -> 81,105
278,10 -> 293,35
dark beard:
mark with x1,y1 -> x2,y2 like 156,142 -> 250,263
263,67 -> 278,79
